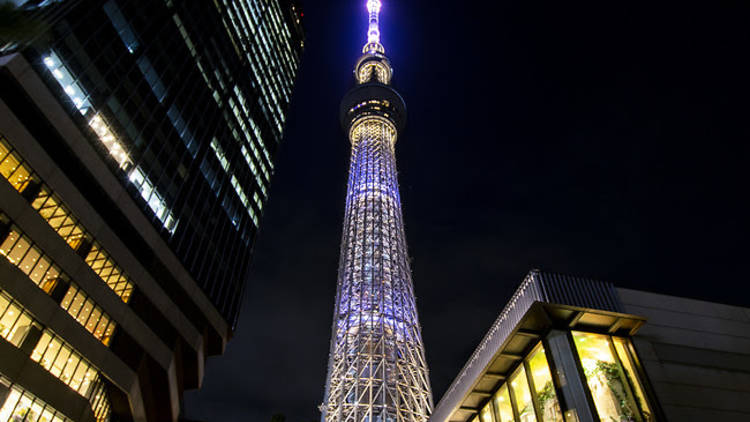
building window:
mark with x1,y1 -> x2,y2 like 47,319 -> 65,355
509,365 -> 536,422
493,384 -> 514,422
0,216 -> 117,346
480,402 -> 494,422
0,291 -> 34,347
571,331 -> 652,422
0,383 -> 73,422
0,225 -> 61,294
612,337 -> 654,421
0,136 -> 136,303
526,345 -> 562,422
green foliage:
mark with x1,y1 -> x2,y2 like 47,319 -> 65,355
594,361 -> 636,422
536,380 -> 556,409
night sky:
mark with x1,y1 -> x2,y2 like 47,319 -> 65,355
184,1 -> 750,421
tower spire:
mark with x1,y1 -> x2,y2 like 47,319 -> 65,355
366,0 -> 382,45
363,0 -> 385,54
322,2 -> 433,422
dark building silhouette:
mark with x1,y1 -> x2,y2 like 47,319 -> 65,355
0,0 -> 303,421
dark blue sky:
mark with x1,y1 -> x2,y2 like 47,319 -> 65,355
185,1 -> 750,420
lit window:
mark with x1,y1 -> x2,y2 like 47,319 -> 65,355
613,337 -> 654,421
128,167 -> 178,234
88,113 -> 131,169
509,365 -> 536,422
493,384 -> 514,422
0,291 -> 34,347
480,402 -> 494,422
526,345 -> 563,422
42,51 -> 91,114
0,384 -> 74,422
572,332 -> 647,422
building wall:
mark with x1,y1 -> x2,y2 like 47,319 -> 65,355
620,288 -> 750,421
0,0 -> 304,420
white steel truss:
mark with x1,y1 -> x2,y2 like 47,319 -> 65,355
323,3 -> 433,422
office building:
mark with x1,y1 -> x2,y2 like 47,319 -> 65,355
0,0 -> 304,420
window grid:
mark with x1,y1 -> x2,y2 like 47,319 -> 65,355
0,293 -> 111,422
0,384 -> 73,422
0,221 -> 117,346
0,136 -> 135,303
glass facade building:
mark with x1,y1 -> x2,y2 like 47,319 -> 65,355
429,271 -> 750,422
0,0 -> 304,421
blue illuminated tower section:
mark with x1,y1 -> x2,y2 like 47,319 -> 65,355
323,2 -> 433,422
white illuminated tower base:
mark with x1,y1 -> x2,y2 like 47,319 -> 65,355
322,2 -> 433,422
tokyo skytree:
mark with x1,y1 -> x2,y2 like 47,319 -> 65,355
322,2 -> 433,422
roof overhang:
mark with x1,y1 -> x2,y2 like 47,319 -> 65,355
431,270 -> 647,422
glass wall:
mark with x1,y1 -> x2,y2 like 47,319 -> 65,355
483,344 -> 562,422
480,337 -> 653,422
492,385 -> 514,422
0,291 -> 111,421
30,332 -> 100,397
0,218 -> 116,346
0,384 -> 73,422
509,366 -> 536,422
526,346 -> 563,422
571,331 -> 653,422
0,135 -> 135,303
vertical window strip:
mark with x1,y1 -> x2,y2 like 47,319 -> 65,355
0,136 -> 135,304
0,221 -> 116,346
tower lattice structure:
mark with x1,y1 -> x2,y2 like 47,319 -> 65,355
322,2 -> 433,422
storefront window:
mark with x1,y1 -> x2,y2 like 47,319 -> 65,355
527,346 -> 562,422
613,337 -> 653,421
480,402 -> 495,422
571,331 -> 642,422
510,365 -> 536,422
493,384 -> 514,422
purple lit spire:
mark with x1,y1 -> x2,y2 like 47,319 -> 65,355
367,0 -> 382,44
322,2 -> 433,422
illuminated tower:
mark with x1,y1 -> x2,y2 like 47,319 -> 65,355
322,2 -> 433,422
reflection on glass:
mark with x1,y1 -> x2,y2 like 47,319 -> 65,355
510,365 -> 537,422
572,331 -> 641,422
527,346 -> 562,422
613,337 -> 653,421
493,384 -> 514,422
480,402 -> 494,422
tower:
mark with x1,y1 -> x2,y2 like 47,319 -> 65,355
322,2 -> 433,422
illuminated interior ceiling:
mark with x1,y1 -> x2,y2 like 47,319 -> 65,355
322,2 -> 433,422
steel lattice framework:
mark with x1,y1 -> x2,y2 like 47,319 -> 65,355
323,2 -> 433,422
